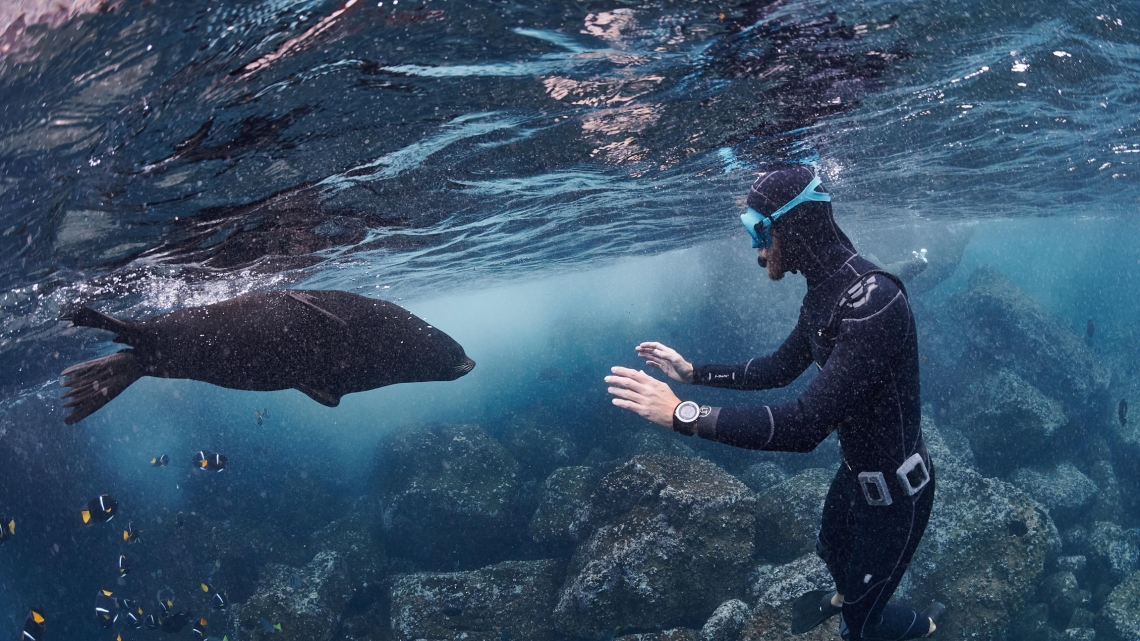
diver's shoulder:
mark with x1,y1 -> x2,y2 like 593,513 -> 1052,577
840,268 -> 906,320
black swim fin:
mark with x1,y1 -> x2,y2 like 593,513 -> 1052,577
790,589 -> 842,634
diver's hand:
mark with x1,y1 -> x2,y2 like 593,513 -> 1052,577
635,342 -> 694,383
605,366 -> 681,428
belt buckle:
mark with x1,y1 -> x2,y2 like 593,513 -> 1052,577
857,471 -> 892,506
896,452 -> 930,497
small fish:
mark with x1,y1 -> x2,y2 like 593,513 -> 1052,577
192,450 -> 228,472
161,611 -> 191,633
118,554 -> 130,576
145,614 -> 158,630
174,513 -> 185,528
254,410 -> 264,426
212,589 -> 228,611
288,570 -> 303,588
81,494 -> 118,524
123,521 -> 140,543
151,454 -> 169,467
1121,399 -> 1129,427
191,617 -> 208,639
125,607 -> 141,628
259,617 -> 276,634
1087,318 -> 1095,339
158,598 -> 173,617
23,608 -> 46,641
0,517 -> 14,545
94,589 -> 118,628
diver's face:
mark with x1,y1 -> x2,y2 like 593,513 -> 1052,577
758,231 -> 785,281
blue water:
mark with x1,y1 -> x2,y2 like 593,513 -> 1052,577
1,0 -> 1139,638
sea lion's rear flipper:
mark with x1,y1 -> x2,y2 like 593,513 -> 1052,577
295,383 -> 341,407
287,291 -> 348,327
60,351 -> 142,425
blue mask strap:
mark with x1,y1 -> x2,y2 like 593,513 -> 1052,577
739,175 -> 831,246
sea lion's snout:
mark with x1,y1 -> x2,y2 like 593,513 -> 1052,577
454,357 -> 476,376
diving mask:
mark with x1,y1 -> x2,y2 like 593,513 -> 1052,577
740,175 -> 831,249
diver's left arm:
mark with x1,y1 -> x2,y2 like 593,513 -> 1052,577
693,282 -> 912,451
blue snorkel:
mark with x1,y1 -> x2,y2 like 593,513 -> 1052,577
741,175 -> 831,249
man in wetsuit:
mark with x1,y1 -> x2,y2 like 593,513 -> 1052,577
605,165 -> 943,640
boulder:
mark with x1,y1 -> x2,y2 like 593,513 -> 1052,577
374,424 -> 519,568
895,415 -> 1060,641
1039,571 -> 1091,628
952,368 -> 1067,470
1086,522 -> 1140,582
700,600 -> 751,641
1012,463 -> 1099,526
529,466 -> 601,547
621,427 -> 700,459
617,630 -> 701,641
1097,570 -> 1140,641
753,468 -> 831,562
502,422 -> 581,482
554,456 -> 757,637
229,550 -> 352,641
1010,603 -> 1065,641
1088,460 -> 1123,524
749,554 -> 834,609
948,265 -> 1110,412
388,559 -> 564,641
735,461 -> 789,495
738,555 -> 837,641
1063,628 -> 1095,641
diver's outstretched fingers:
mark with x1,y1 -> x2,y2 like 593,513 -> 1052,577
607,386 -> 642,402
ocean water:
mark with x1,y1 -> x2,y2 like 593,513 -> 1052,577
1,0 -> 1139,639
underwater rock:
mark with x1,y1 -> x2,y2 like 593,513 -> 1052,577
529,466 -> 602,548
700,599 -> 751,641
229,550 -> 352,641
616,630 -> 701,641
502,422 -> 582,483
1012,463 -> 1099,526
896,416 -> 1060,641
1063,628 -> 1096,641
1087,461 -> 1123,524
388,559 -> 564,641
311,513 -> 386,601
949,265 -> 1110,412
621,426 -> 700,460
734,461 -> 789,495
1097,570 -> 1140,641
750,553 -> 833,608
1039,571 -> 1092,628
752,468 -> 831,562
1010,603 -> 1065,641
952,368 -> 1067,470
553,455 -> 757,638
374,424 -> 520,569
738,555 -> 835,640
1086,522 -> 1140,581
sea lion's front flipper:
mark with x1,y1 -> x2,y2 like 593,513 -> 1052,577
295,383 -> 341,407
287,291 -> 348,327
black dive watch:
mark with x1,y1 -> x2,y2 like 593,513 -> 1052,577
673,400 -> 701,436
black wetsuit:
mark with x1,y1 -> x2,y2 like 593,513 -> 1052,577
691,253 -> 935,641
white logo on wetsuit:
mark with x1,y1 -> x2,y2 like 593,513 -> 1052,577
846,275 -> 878,309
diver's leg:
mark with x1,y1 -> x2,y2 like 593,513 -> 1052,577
817,467 -> 856,596
838,470 -> 936,641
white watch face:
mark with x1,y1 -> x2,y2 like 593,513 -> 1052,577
676,401 -> 700,422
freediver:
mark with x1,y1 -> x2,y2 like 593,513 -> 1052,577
605,165 -> 945,640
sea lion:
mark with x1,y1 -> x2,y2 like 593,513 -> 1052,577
60,290 -> 475,424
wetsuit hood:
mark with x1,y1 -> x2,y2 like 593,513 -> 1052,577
747,165 -> 857,287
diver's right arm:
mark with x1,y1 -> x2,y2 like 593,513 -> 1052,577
690,321 -> 813,390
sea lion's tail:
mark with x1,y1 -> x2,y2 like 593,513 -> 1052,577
60,352 -> 141,425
